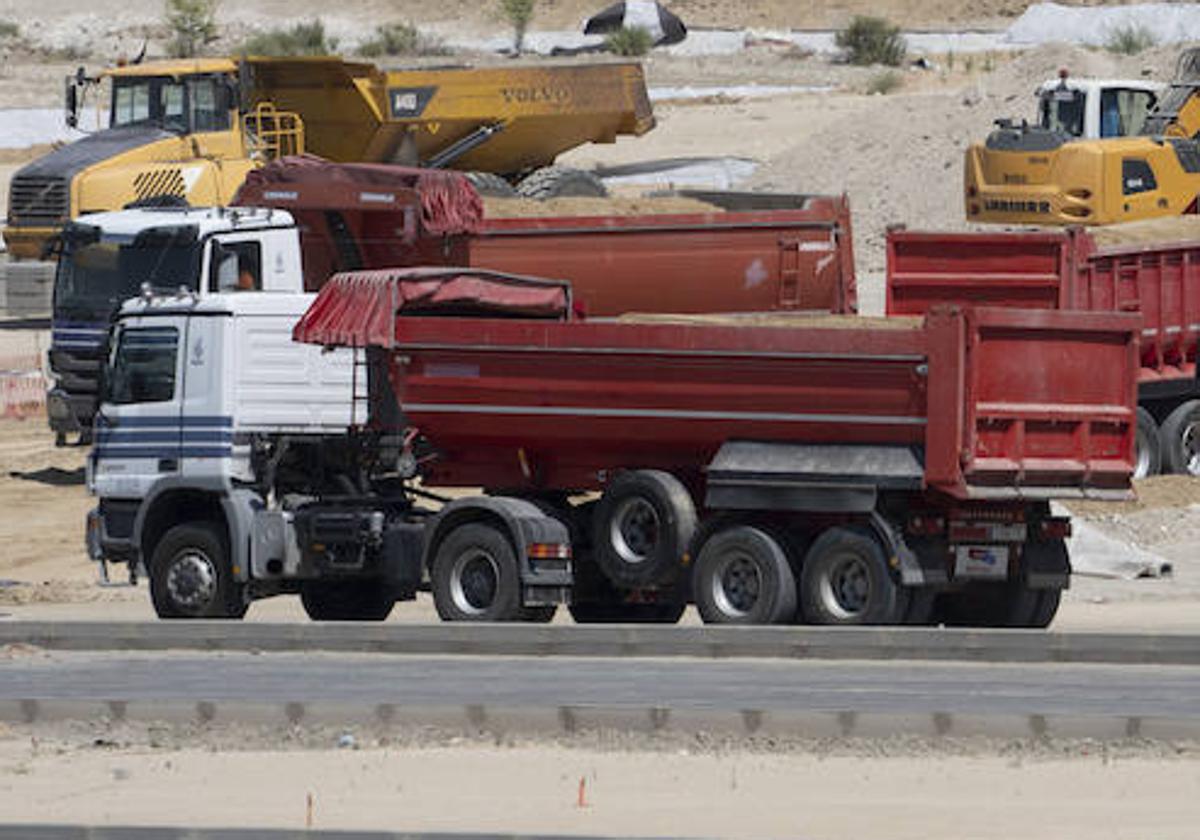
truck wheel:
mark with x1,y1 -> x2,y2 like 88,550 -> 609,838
593,470 -> 697,589
516,166 -> 608,199
463,171 -> 518,198
937,581 -> 1059,628
901,588 -> 938,625
1159,400 -> 1200,475
568,600 -> 686,623
694,526 -> 797,625
1134,407 -> 1162,478
300,582 -> 395,621
800,526 -> 902,625
431,522 -> 523,621
149,522 -> 246,619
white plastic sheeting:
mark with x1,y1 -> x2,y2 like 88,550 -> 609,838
1006,2 -> 1200,47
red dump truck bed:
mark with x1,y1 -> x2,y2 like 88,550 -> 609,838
887,224 -> 1200,476
886,226 -> 1200,390
235,160 -> 856,315
295,272 -> 1138,502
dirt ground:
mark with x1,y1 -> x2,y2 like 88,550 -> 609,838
0,731 -> 1197,838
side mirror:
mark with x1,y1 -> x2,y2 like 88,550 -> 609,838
64,78 -> 79,129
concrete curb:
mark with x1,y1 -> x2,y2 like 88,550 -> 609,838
1,621 -> 1198,665
0,828 -> 672,840
2,697 -> 1198,742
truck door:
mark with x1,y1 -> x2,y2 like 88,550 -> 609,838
177,314 -> 229,480
92,316 -> 185,500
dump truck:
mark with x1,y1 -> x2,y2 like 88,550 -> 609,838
887,219 -> 1200,477
964,49 -> 1200,226
86,269 -> 1139,627
48,163 -> 855,441
4,56 -> 654,259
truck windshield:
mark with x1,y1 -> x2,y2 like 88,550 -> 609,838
1039,88 -> 1086,137
106,326 -> 180,405
54,228 -> 201,319
110,75 -> 231,133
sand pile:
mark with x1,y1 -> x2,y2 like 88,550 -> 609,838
483,194 -> 723,219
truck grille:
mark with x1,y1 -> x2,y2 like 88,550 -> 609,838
8,175 -> 69,225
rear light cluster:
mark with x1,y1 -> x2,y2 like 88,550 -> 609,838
528,542 -> 571,559
1037,518 -> 1072,540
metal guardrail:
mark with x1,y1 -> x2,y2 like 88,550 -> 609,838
1,621 -> 1197,665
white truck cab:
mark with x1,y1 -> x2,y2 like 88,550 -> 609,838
49,206 -> 305,441
1035,76 -> 1165,139
86,291 -> 381,617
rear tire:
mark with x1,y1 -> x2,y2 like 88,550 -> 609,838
693,526 -> 797,625
516,166 -> 608,199
1159,400 -> 1200,475
463,171 -> 518,198
300,581 -> 395,621
431,523 -> 523,621
937,581 -> 1059,628
1135,406 -> 1162,478
593,470 -> 697,589
149,522 -> 246,619
800,526 -> 902,625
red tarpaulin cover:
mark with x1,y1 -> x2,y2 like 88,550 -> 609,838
238,155 -> 484,236
293,268 -> 572,348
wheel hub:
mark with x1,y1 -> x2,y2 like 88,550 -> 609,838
711,554 -> 762,617
820,554 -> 871,619
450,550 -> 500,615
166,550 -> 217,611
1182,419 -> 1200,475
610,498 -> 660,565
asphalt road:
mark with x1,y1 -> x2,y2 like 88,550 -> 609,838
2,651 -> 1197,719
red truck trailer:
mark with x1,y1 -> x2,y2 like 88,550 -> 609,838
887,223 -> 1200,477
235,159 -> 857,315
294,271 -> 1140,628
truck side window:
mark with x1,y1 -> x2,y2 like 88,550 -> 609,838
211,241 -> 262,292
162,82 -> 186,133
1122,159 -> 1157,195
188,78 -> 231,133
107,327 -> 179,404
1101,88 -> 1156,137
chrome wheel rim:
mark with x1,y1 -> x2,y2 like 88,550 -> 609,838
819,553 -> 871,620
167,549 -> 217,612
1134,426 -> 1154,478
1182,418 -> 1200,475
610,497 -> 660,566
710,552 -> 762,618
450,549 -> 500,615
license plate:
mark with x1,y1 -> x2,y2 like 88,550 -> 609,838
954,545 -> 1009,579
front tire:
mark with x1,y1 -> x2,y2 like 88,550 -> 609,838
694,526 -> 797,625
800,526 -> 902,625
431,523 -> 524,621
149,522 -> 246,619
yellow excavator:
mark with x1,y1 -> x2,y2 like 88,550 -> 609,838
965,49 -> 1200,226
4,56 -> 655,259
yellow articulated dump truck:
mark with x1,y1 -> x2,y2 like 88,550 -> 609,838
964,49 -> 1200,227
4,56 -> 655,259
